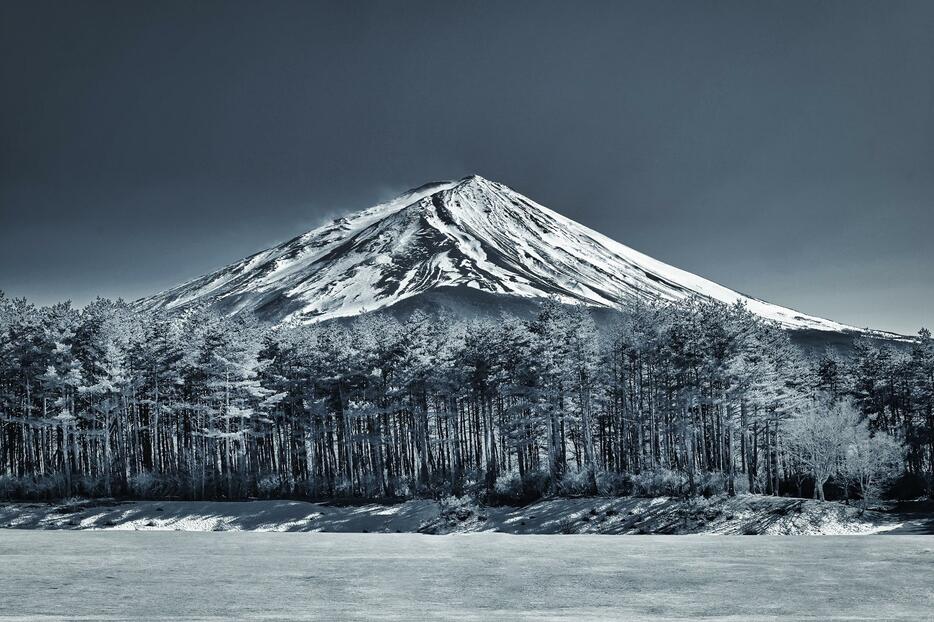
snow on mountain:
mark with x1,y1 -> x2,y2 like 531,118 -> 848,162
137,175 -> 886,334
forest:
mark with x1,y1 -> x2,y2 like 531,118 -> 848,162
0,291 -> 931,503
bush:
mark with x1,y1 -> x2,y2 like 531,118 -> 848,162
388,475 -> 415,499
629,468 -> 687,497
596,471 -> 632,496
0,475 -> 16,499
255,474 -> 283,498
128,471 -> 163,498
521,470 -> 551,499
438,495 -> 477,522
0,473 -> 68,500
731,474 -> 751,496
492,472 -> 523,502
557,469 -> 597,497
696,472 -> 727,498
488,470 -> 550,505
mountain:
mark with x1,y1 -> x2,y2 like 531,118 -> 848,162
137,175 -> 903,340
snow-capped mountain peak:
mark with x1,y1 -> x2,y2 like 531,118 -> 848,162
138,175 -> 882,335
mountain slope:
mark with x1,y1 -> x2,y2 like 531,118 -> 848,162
138,175 -> 891,336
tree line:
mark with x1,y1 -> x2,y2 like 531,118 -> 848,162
0,291 -> 931,502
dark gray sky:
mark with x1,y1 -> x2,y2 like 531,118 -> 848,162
1,0 -> 932,334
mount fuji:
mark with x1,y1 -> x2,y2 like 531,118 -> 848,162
137,175 -> 899,340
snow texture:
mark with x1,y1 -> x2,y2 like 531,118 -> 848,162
0,495 -> 903,536
0,531 -> 932,620
137,175 -> 904,337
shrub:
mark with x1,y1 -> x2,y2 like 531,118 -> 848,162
0,474 -> 69,500
557,469 -> 597,497
596,471 -> 632,496
388,475 -> 415,499
0,475 -> 16,499
128,471 -> 162,498
696,472 -> 727,498
731,475 -> 751,496
255,474 -> 283,498
492,472 -> 523,502
629,468 -> 687,497
438,495 -> 477,522
488,470 -> 550,505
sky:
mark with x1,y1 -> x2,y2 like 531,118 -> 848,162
1,0 -> 931,335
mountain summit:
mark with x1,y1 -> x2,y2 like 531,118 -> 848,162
139,175 -> 874,334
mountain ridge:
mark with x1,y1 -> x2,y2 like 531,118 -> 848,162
137,175 -> 907,340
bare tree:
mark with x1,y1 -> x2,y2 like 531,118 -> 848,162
786,398 -> 858,501
844,426 -> 905,504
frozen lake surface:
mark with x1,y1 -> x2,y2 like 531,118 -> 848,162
0,532 -> 932,620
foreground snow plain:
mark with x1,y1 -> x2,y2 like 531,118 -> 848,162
0,494 -> 904,535
0,531 -> 931,620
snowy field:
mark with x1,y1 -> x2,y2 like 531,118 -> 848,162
0,531 -> 931,621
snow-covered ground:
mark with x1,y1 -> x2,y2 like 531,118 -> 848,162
0,494 -> 904,535
0,531 -> 931,620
